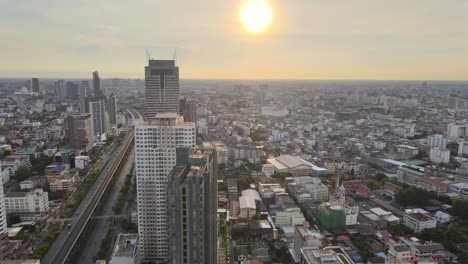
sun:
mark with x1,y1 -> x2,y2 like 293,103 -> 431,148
241,0 -> 272,33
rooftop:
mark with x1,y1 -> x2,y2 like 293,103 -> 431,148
112,233 -> 138,257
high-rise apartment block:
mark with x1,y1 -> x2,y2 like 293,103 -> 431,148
427,134 -> 448,149
89,100 -> 109,140
64,113 -> 92,153
181,97 -> 196,123
144,60 -> 180,119
31,78 -> 40,93
168,148 -> 217,264
135,113 -> 195,262
93,71 -> 104,98
447,122 -> 468,140
108,94 -> 117,126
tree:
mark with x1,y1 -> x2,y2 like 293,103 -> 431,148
15,167 -> 32,181
395,187 -> 437,207
7,215 -> 22,226
237,175 -> 253,191
452,199 -> 468,221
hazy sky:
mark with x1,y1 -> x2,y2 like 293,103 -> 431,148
1,0 -> 468,80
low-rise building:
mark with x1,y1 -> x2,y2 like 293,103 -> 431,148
5,189 -> 49,214
387,240 -> 412,264
267,155 -> 326,176
402,209 -> 437,233
383,182 -> 401,200
239,190 -> 261,220
19,176 -> 46,190
74,155 -> 90,169
300,246 -> 354,264
110,233 -> 139,264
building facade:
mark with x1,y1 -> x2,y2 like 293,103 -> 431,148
5,189 -> 49,214
144,60 -> 180,119
108,94 -> 117,126
64,113 -> 92,153
168,148 -> 217,264
89,99 -> 109,140
135,113 -> 195,262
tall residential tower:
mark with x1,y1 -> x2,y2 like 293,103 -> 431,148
135,113 -> 196,263
168,148 -> 217,264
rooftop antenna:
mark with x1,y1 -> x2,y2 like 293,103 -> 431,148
173,48 -> 177,63
146,49 -> 152,61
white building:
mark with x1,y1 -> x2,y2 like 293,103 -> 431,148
0,170 -> 8,185
262,164 -> 275,176
427,134 -> 448,149
373,141 -> 386,150
447,122 -> 468,140
89,99 -> 110,141
135,113 -> 195,263
434,211 -> 451,224
343,203 -> 359,226
239,189 -> 261,220
429,147 -> 450,164
387,240 -> 412,264
261,105 -> 289,117
74,155 -> 90,169
111,233 -> 139,264
402,209 -> 437,233
5,189 -> 49,214
458,140 -> 468,156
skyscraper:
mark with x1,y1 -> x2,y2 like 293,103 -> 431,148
135,113 -> 196,263
31,78 -> 40,93
144,60 -> 180,119
89,100 -> 109,140
168,148 -> 217,264
93,71 -> 104,98
79,80 -> 89,97
64,113 -> 92,153
108,94 -> 117,126
65,81 -> 79,99
79,97 -> 90,113
181,97 -> 196,123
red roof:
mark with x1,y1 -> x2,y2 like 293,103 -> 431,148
419,177 -> 444,187
384,182 -> 401,193
343,180 -> 362,191
356,185 -> 375,198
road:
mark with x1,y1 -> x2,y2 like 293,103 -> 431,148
42,131 -> 134,264
78,149 -> 134,263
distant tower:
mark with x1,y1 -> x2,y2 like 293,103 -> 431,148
144,60 -> 180,119
79,80 -> 89,97
108,94 -> 117,126
89,100 -> 109,140
93,71 -> 103,98
182,97 -> 197,123
31,78 -> 40,93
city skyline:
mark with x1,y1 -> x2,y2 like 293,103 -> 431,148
1,0 -> 468,80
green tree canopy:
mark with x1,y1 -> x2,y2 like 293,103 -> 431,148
395,187 -> 437,207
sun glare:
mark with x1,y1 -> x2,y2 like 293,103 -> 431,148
241,0 -> 272,33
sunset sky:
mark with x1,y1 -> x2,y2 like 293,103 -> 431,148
1,0 -> 468,80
